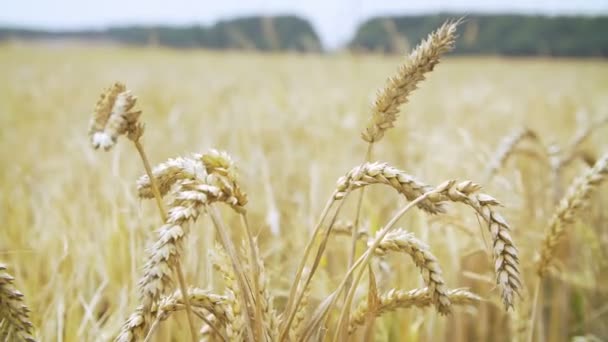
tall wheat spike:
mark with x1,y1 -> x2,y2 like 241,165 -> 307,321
372,228 -> 452,314
361,20 -> 459,143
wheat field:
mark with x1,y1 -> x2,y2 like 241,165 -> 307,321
1,34 -> 608,342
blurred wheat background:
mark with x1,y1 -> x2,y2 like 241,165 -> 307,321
1,38 -> 608,341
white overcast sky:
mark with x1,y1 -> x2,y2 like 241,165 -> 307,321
2,0 -> 608,48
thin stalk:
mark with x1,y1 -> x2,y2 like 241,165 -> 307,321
207,205 -> 256,341
280,195 -> 349,341
527,277 -> 542,342
239,212 -> 264,341
348,144 -> 373,269
333,191 -> 437,341
280,195 -> 336,331
143,314 -> 162,342
133,140 -> 167,221
343,143 -> 373,338
133,139 -> 197,342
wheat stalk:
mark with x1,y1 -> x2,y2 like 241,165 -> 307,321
0,264 -> 36,342
372,228 -> 451,314
361,20 -> 459,143
348,287 -> 480,334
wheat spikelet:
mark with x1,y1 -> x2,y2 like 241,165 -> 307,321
485,127 -> 539,179
371,228 -> 451,314
0,264 -> 36,342
348,287 -> 480,334
537,153 -> 608,277
335,162 -> 445,214
431,180 -> 521,309
89,82 -> 143,150
361,20 -> 459,143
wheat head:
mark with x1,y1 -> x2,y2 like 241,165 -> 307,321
371,228 -> 452,314
0,264 -> 36,342
537,153 -> 608,277
361,20 -> 459,143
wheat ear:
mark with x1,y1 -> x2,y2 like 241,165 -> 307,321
372,228 -> 451,314
537,153 -> 608,277
485,127 -> 539,181
144,288 -> 230,342
361,20 -> 459,143
0,264 -> 36,342
348,288 -> 480,334
88,82 -> 143,150
335,162 -> 445,214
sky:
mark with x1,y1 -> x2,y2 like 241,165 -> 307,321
2,0 -> 608,48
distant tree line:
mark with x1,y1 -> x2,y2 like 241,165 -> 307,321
350,14 -> 608,57
0,16 -> 322,52
2,14 -> 608,56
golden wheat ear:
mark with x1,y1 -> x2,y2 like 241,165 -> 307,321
537,153 -> 608,277
0,264 -> 37,342
349,287 -> 481,335
89,82 -> 143,151
362,20 -> 460,143
371,228 -> 453,314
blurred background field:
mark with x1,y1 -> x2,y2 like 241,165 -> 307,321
2,2 -> 608,341
1,42 -> 607,340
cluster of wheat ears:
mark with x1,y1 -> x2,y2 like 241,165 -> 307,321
2,19 -> 607,342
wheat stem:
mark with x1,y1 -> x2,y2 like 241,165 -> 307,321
527,278 -> 541,342
239,213 -> 264,341
279,195 -> 336,339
